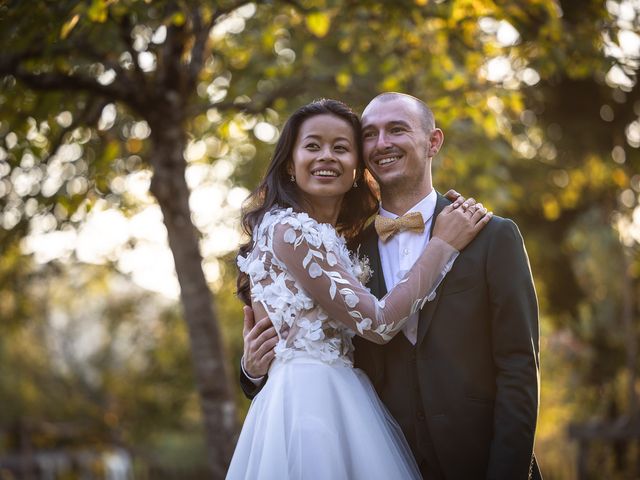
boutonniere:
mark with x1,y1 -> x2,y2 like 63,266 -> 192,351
350,248 -> 373,285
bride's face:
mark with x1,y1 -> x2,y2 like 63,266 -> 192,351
289,113 -> 358,208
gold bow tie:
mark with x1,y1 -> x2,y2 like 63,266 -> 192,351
375,212 -> 425,242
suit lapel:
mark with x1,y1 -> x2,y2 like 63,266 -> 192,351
417,193 -> 450,346
360,224 -> 387,298
353,224 -> 386,385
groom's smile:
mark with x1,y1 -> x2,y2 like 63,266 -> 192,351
373,154 -> 402,167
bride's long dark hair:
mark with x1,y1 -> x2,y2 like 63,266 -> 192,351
236,99 -> 378,305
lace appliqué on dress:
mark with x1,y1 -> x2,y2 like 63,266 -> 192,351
238,208 -> 458,365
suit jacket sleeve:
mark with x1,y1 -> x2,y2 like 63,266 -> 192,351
486,218 -> 540,479
239,364 -> 268,400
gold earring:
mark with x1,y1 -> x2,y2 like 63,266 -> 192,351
290,174 -> 295,182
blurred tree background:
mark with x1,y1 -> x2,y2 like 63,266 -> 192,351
0,0 -> 639,478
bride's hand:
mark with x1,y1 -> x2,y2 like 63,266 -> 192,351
432,202 -> 492,251
444,189 -> 481,212
444,189 -> 463,204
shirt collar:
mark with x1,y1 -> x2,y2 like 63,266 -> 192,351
379,189 -> 437,224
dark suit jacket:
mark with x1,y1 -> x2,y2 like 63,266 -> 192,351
240,193 -> 541,479
352,193 -> 541,479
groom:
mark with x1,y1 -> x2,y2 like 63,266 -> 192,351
240,92 -> 541,479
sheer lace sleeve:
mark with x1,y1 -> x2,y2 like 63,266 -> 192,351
266,214 -> 458,344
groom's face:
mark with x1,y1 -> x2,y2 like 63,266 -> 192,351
360,97 -> 432,191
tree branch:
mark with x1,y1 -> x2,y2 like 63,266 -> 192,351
278,0 -> 314,13
211,0 -> 259,23
73,40 -> 129,80
118,14 -> 148,88
188,7 -> 207,89
8,67 -> 121,98
0,35 -> 133,91
1,64 -> 146,116
159,22 -> 188,102
42,96 -> 110,165
188,1 -> 259,89
189,77 -> 306,117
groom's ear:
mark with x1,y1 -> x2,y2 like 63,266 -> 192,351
428,128 -> 444,157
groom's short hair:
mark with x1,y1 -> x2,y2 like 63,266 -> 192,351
371,92 -> 435,133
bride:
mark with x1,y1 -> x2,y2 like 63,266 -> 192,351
228,99 -> 490,479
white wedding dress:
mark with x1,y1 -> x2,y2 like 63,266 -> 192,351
228,208 -> 458,480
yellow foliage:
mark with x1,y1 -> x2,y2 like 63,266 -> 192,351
584,155 -> 608,185
354,57 -> 369,75
335,71 -> 352,90
404,31 -> 421,47
171,11 -> 186,27
260,36 -> 273,52
542,194 -> 560,220
450,0 -> 494,23
87,0 -> 109,23
482,116 -> 499,139
287,8 -> 303,25
230,50 -> 250,69
381,76 -> 400,91
612,168 -> 628,188
127,138 -> 142,154
338,38 -> 352,53
305,11 -> 331,38
273,98 -> 287,111
440,56 -> 455,73
569,169 -> 587,191
60,14 -> 80,39
303,43 -> 318,59
444,73 -> 466,91
560,186 -> 579,209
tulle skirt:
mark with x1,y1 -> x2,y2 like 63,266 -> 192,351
226,356 -> 421,480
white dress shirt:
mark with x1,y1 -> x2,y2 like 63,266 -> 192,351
378,190 -> 437,345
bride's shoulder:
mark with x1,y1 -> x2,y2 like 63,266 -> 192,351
260,207 -> 345,251
258,207 -> 303,232
253,207 -> 307,241
261,207 -> 318,232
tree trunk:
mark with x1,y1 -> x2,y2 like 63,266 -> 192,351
148,114 -> 237,478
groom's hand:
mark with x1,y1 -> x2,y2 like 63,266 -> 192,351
242,306 -> 277,378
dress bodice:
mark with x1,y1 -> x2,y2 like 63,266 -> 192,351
238,208 -> 360,365
237,208 -> 458,366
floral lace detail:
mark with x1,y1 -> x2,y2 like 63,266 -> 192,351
237,208 -> 458,365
